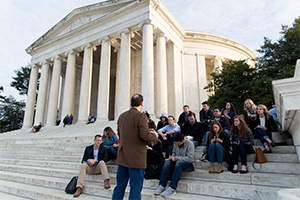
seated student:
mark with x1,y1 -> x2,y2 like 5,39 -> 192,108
238,109 -> 253,129
157,115 -> 181,158
154,133 -> 195,197
181,112 -> 204,147
63,114 -> 69,127
252,104 -> 277,153
231,116 -> 254,174
205,108 -> 231,145
86,114 -> 94,124
244,99 -> 257,119
207,121 -> 230,173
73,134 -> 110,197
102,126 -> 119,159
30,122 -> 42,133
68,114 -> 73,125
221,102 -> 236,124
178,105 -> 190,128
199,101 -> 214,132
147,121 -> 164,165
94,113 -> 97,122
157,113 -> 169,130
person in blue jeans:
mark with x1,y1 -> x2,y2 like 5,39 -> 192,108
102,126 -> 118,159
252,104 -> 277,153
154,133 -> 195,197
207,121 -> 230,173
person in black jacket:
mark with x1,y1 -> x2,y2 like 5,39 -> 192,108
252,104 -> 277,153
178,105 -> 190,128
199,101 -> 214,132
157,113 -> 169,131
207,121 -> 230,173
73,134 -> 110,197
147,121 -> 164,165
181,112 -> 204,147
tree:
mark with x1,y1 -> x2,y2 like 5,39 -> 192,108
0,95 -> 25,133
10,64 -> 40,96
205,60 -> 256,111
255,17 -> 300,107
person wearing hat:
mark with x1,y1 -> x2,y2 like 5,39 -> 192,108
157,113 -> 169,130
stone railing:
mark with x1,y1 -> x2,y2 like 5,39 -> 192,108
273,59 -> 300,200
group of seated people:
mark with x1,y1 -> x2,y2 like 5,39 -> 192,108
75,99 -> 277,197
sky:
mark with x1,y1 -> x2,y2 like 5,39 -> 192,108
0,0 -> 299,101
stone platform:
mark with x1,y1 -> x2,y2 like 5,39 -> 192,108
0,121 -> 299,199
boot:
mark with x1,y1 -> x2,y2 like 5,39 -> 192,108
214,164 -> 224,173
209,163 -> 215,173
73,187 -> 82,197
104,179 -> 110,189
222,161 -> 228,168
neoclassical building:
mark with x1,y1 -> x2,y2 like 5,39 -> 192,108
23,0 -> 256,128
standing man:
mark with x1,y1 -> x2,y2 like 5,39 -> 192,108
73,134 -> 110,197
112,94 -> 160,200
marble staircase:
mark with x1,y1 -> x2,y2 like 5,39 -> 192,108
0,122 -> 299,200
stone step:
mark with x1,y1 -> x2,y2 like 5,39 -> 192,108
0,163 -> 299,188
0,157 -> 299,175
0,191 -> 32,200
0,171 -> 231,200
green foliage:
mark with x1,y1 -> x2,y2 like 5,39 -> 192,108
10,64 -> 39,96
205,60 -> 256,111
206,17 -> 300,111
255,17 -> 300,106
0,95 -> 25,133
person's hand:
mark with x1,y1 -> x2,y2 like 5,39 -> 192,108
211,139 -> 215,143
147,147 -> 153,150
88,159 -> 96,166
169,156 -> 175,161
233,142 -> 239,145
262,127 -> 267,131
216,138 -> 223,143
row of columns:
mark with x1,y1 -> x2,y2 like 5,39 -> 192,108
23,22 -> 214,128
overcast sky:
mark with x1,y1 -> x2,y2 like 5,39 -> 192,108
0,0 -> 299,101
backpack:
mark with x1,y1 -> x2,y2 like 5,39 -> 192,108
65,176 -> 78,194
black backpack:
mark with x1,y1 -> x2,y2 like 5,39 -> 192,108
65,176 -> 78,194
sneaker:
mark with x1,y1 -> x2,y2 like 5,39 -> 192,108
161,187 -> 176,197
199,153 -> 208,162
154,185 -> 165,195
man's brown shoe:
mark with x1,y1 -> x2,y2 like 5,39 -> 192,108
73,187 -> 82,197
104,179 -> 110,189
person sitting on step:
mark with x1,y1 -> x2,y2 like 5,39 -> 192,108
157,115 -> 181,158
252,104 -> 277,153
207,121 -> 230,173
73,134 -> 110,197
154,132 -> 195,197
231,116 -> 255,174
102,126 -> 119,160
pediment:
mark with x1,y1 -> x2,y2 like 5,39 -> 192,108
26,0 -> 137,53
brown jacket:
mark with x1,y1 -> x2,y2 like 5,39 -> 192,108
115,107 -> 159,169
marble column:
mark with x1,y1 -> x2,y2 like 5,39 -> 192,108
142,23 -> 154,115
61,50 -> 78,123
46,56 -> 63,126
97,37 -> 111,121
156,33 -> 168,117
78,44 -> 94,123
117,29 -> 131,116
213,56 -> 224,72
196,54 -> 207,106
34,61 -> 50,125
22,65 -> 39,128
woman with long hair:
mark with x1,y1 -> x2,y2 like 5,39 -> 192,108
244,99 -> 256,119
221,102 -> 236,123
102,126 -> 119,159
207,121 -> 230,173
231,116 -> 254,174
252,104 -> 277,153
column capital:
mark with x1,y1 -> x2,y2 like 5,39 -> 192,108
39,60 -> 51,66
98,36 -> 111,44
138,19 -> 154,28
64,49 -> 80,57
81,43 -> 97,51
51,55 -> 65,62
118,28 -> 130,37
29,63 -> 40,69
